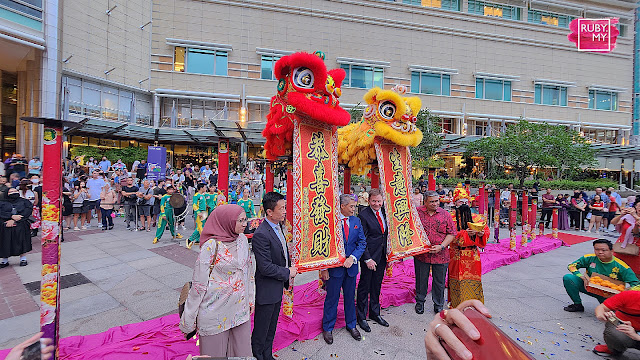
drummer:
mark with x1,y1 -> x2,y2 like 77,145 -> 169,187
152,185 -> 183,244
186,183 -> 207,249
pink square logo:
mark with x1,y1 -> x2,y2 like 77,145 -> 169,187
568,18 -> 619,53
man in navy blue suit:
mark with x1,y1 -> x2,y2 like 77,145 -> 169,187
320,194 -> 367,344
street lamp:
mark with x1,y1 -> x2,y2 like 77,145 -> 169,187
239,106 -> 247,124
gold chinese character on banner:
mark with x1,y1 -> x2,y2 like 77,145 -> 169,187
310,226 -> 330,257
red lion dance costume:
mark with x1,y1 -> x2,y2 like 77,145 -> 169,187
262,51 -> 352,315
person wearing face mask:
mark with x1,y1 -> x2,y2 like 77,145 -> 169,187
72,181 -> 90,230
0,188 -> 33,267
0,176 -> 8,201
447,185 -> 489,308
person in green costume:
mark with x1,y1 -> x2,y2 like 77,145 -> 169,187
153,186 -> 183,244
563,239 -> 639,312
186,183 -> 208,249
206,185 -> 218,216
237,190 -> 255,219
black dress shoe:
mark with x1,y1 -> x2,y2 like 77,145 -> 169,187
358,319 -> 371,332
371,315 -> 389,327
322,330 -> 333,344
415,302 -> 424,314
347,327 -> 362,341
0,262 -> 8,268
19,260 -> 28,267
563,303 -> 584,312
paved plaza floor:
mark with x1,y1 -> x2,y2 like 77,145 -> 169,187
1,216 -> 639,359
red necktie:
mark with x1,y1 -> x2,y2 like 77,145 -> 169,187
343,218 -> 349,240
376,211 -> 385,233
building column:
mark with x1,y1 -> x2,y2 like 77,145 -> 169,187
218,139 -> 229,197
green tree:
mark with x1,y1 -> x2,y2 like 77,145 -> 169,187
465,119 -> 595,188
411,109 -> 443,171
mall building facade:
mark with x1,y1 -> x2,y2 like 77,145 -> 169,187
1,0 -> 638,173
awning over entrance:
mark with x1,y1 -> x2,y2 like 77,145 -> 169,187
64,117 -> 267,145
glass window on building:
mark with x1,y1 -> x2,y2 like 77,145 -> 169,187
528,8 -> 574,28
468,0 -> 520,20
82,81 -> 102,118
174,47 -> 228,76
534,84 -> 567,106
402,0 -> 460,11
341,64 -> 384,89
66,77 -> 83,115
0,0 -> 43,30
136,96 -> 153,126
261,55 -> 280,80
102,86 -> 119,121
589,90 -> 618,111
118,90 -> 132,122
174,47 -> 185,72
476,78 -> 511,101
410,72 -> 450,96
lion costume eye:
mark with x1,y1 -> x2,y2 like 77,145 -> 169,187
293,67 -> 314,89
378,101 -> 396,120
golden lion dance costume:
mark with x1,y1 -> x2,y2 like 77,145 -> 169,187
337,85 -> 430,262
262,51 -> 352,314
448,185 -> 490,307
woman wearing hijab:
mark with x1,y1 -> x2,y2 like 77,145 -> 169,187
0,188 -> 33,267
179,204 -> 254,357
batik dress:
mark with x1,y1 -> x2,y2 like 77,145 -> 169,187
448,214 -> 490,308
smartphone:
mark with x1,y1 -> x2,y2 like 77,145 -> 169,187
608,315 -> 622,326
21,339 -> 41,360
440,307 -> 535,360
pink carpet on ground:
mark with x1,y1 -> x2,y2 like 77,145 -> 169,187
0,235 -> 562,360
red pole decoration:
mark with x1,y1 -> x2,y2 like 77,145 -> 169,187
538,220 -> 544,236
552,208 -> 559,239
478,181 -> 485,218
23,118 -> 76,359
510,190 -> 517,250
521,190 -> 528,247
494,189 -> 500,242
343,167 -> 351,194
428,168 -> 436,191
529,200 -> 537,243
370,164 -> 380,189
217,139 -> 230,198
265,161 -> 274,192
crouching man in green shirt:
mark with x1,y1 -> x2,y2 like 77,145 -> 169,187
563,239 -> 639,312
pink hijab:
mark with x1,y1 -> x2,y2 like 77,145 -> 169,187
200,204 -> 244,243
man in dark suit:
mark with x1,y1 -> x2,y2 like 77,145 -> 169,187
357,188 -> 390,332
251,192 -> 298,360
321,194 -> 367,344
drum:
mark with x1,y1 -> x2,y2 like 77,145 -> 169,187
169,193 -> 185,209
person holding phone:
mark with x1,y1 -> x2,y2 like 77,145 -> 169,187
593,286 -> 640,356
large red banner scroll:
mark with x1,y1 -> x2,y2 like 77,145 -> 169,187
374,138 -> 430,261
291,118 -> 345,272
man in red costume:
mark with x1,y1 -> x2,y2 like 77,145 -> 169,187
448,185 -> 490,308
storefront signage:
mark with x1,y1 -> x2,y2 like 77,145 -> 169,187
568,18 -> 619,52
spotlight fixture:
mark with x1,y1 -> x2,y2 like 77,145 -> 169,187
104,67 -> 116,75
106,5 -> 117,15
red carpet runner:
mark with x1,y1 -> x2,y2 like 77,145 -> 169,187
557,232 -> 598,246
0,236 -> 562,360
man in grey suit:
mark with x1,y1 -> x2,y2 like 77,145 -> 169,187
251,192 -> 298,360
